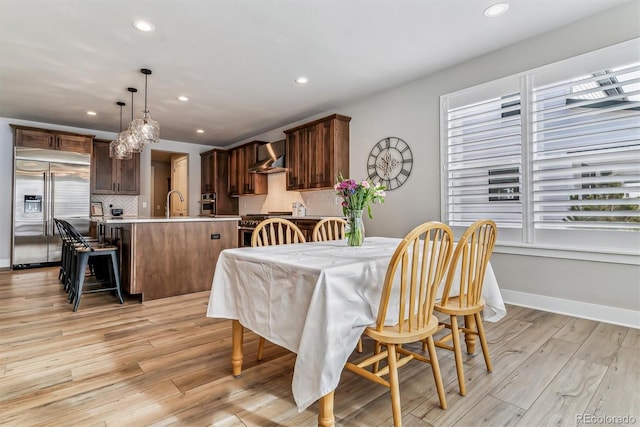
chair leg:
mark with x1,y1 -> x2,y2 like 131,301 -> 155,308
450,315 -> 466,396
387,344 -> 402,427
425,336 -> 447,410
73,254 -> 89,312
357,337 -> 363,353
373,341 -> 382,373
475,312 -> 492,373
257,337 -> 265,361
109,252 -> 124,304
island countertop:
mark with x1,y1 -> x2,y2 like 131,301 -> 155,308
93,215 -> 240,224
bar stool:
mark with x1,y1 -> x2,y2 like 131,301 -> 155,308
59,220 -> 124,312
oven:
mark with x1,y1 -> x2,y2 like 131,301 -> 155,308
200,193 -> 216,216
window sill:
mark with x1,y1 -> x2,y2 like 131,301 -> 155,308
493,242 -> 639,266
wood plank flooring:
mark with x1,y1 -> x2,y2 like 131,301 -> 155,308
1,267 -> 638,426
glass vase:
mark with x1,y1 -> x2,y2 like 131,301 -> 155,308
345,209 -> 365,246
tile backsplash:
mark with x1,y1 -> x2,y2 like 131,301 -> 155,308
240,173 -> 343,216
91,195 -> 139,217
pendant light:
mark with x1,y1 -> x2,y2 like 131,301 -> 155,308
119,87 -> 144,153
110,102 -> 132,160
130,68 -> 160,145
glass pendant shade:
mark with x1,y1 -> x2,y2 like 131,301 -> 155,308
119,128 -> 144,153
130,111 -> 160,145
109,139 -> 133,159
110,101 -> 132,160
129,68 -> 160,145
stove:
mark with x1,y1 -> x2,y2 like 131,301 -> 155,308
238,212 -> 293,246
239,212 -> 292,228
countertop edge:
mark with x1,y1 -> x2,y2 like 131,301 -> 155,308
93,216 -> 240,224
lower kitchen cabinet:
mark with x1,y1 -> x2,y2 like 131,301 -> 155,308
91,139 -> 140,195
103,219 -> 238,301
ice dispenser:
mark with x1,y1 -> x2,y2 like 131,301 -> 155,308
24,195 -> 42,213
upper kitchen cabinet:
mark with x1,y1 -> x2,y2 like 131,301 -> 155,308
201,149 -> 238,214
91,139 -> 140,195
284,114 -> 350,191
11,124 -> 93,154
228,141 -> 267,196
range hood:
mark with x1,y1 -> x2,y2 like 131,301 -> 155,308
249,139 -> 286,174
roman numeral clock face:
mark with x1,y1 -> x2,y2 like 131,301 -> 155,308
367,137 -> 413,190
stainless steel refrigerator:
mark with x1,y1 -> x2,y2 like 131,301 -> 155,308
13,147 -> 91,268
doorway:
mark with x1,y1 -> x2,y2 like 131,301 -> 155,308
150,150 -> 188,217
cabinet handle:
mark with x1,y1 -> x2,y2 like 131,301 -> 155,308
117,183 -> 120,192
113,182 -> 116,191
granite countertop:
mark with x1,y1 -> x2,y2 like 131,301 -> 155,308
92,215 -> 240,224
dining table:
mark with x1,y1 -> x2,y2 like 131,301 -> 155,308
206,236 -> 506,427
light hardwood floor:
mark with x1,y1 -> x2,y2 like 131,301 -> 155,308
1,267 -> 638,426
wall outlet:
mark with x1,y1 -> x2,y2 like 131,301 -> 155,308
334,197 -> 340,206
142,202 -> 147,208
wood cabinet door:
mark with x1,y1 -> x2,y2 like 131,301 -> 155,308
307,121 -> 333,188
117,153 -> 140,195
15,129 -> 54,149
228,147 -> 241,196
201,152 -> 213,193
285,129 -> 307,190
91,140 -> 118,194
242,144 -> 255,194
56,134 -> 92,154
213,150 -> 238,214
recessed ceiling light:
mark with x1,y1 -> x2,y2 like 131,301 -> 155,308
196,129 -> 204,134
86,111 -> 97,116
132,20 -> 155,32
484,3 -> 509,17
178,96 -> 189,102
295,76 -> 309,85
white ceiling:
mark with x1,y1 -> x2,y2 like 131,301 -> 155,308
0,0 -> 632,147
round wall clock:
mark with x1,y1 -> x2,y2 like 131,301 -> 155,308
367,137 -> 413,190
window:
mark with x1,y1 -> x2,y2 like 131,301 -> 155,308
441,40 -> 640,254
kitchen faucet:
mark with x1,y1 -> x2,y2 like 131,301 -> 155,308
166,190 -> 185,218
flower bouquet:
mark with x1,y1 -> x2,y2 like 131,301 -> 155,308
334,174 -> 386,246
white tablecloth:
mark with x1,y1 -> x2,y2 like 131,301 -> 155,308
206,237 -> 506,411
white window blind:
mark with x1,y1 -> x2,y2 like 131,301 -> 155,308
442,39 -> 640,254
446,92 -> 523,229
532,62 -> 640,231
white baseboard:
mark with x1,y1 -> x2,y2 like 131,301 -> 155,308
501,289 -> 640,329
0,258 -> 9,269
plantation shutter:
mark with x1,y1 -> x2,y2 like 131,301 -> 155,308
445,92 -> 523,228
531,62 -> 640,230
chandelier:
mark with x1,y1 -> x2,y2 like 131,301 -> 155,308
109,101 -> 132,160
129,68 -> 160,145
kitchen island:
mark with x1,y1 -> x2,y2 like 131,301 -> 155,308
94,216 -> 239,301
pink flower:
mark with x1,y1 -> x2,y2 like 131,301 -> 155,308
361,180 -> 370,189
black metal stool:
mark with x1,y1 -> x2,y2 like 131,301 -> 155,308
58,220 -> 124,312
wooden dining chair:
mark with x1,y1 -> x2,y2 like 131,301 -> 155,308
251,217 -> 306,247
432,219 -> 497,396
252,218 -> 306,360
312,217 -> 347,242
345,222 -> 454,426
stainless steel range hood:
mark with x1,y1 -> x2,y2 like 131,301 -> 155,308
249,140 -> 286,174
